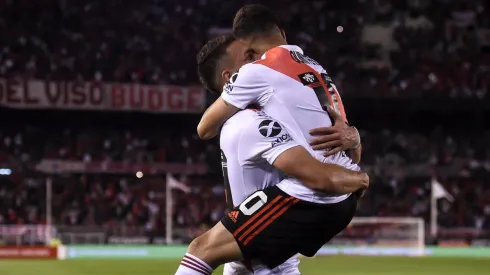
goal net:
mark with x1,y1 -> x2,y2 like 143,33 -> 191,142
319,217 -> 425,256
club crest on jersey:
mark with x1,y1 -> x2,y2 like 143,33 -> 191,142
258,120 -> 282,137
298,72 -> 320,86
223,72 -> 239,94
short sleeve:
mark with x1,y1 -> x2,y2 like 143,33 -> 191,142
238,114 -> 299,165
321,69 -> 348,123
221,64 -> 271,110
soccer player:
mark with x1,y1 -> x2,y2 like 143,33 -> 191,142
197,4 -> 361,165
174,36 -> 367,275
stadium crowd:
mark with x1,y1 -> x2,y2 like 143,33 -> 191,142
0,0 -> 489,243
0,117 -> 488,166
0,115 -> 489,240
0,0 -> 488,97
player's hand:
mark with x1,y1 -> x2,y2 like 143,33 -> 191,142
309,106 -> 360,157
355,171 -> 369,198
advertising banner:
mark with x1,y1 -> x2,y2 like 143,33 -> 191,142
36,159 -> 207,174
0,78 -> 205,113
0,246 -> 57,259
65,245 -> 490,259
66,245 -> 187,259
317,245 -> 490,258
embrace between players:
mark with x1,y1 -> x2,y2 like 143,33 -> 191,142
175,4 -> 370,275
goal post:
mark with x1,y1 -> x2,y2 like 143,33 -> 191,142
319,217 -> 426,256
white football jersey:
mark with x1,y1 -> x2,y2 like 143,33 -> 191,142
220,109 -> 300,275
220,109 -> 299,207
221,45 -> 359,204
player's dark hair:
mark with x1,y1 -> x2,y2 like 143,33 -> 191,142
196,34 -> 236,94
232,4 -> 281,39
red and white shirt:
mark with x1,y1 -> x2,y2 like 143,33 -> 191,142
220,110 -> 301,274
221,45 -> 358,204
220,109 -> 299,207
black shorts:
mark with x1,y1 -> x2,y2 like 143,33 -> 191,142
221,185 -> 358,269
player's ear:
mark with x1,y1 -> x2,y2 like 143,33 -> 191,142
280,29 -> 287,41
221,70 -> 232,83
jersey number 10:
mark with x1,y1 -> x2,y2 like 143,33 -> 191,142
239,191 -> 268,216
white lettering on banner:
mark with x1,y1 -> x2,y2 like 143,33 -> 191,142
0,79 -> 205,113
108,237 -> 149,244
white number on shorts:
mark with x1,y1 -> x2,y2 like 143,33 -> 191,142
239,191 -> 268,216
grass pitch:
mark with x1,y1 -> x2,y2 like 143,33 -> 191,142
0,256 -> 489,275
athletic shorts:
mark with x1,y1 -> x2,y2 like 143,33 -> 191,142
221,185 -> 357,269
223,255 -> 300,275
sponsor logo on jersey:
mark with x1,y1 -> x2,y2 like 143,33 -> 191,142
256,111 -> 268,118
290,51 -> 320,66
298,72 -> 320,85
258,119 -> 292,147
223,72 -> 239,94
321,73 -> 333,84
228,210 -> 239,223
271,133 -> 292,147
258,120 -> 282,137
223,82 -> 233,94
319,73 -> 342,114
220,149 -> 227,167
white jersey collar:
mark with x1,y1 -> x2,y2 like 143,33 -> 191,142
260,45 -> 304,60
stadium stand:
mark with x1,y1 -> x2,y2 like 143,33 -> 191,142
0,0 -> 489,246
0,0 -> 488,96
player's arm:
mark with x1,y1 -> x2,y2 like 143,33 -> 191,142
240,117 -> 368,194
197,65 -> 270,140
309,106 -> 362,164
197,98 -> 240,140
348,143 -> 362,164
273,146 -> 368,194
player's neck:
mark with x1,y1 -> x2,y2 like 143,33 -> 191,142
261,38 -> 287,53
266,35 -> 287,48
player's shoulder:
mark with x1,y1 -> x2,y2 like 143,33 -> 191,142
236,62 -> 265,76
221,109 -> 259,138
224,109 -> 258,126
222,63 -> 264,94
237,111 -> 295,164
222,110 -> 276,137
232,111 -> 295,164
239,111 -> 291,144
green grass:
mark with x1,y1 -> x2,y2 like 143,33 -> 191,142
0,256 -> 489,275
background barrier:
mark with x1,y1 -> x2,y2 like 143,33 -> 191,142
66,245 -> 187,259
0,246 -> 58,259
64,245 -> 490,259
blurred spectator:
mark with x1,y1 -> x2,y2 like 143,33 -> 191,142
0,0 -> 489,243
0,0 -> 488,97
0,113 -> 489,235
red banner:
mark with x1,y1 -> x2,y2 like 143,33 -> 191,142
0,246 -> 57,259
0,78 -> 205,113
36,159 -> 207,174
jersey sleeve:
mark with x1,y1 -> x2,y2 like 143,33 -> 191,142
221,64 -> 271,109
238,114 -> 299,166
321,69 -> 348,123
